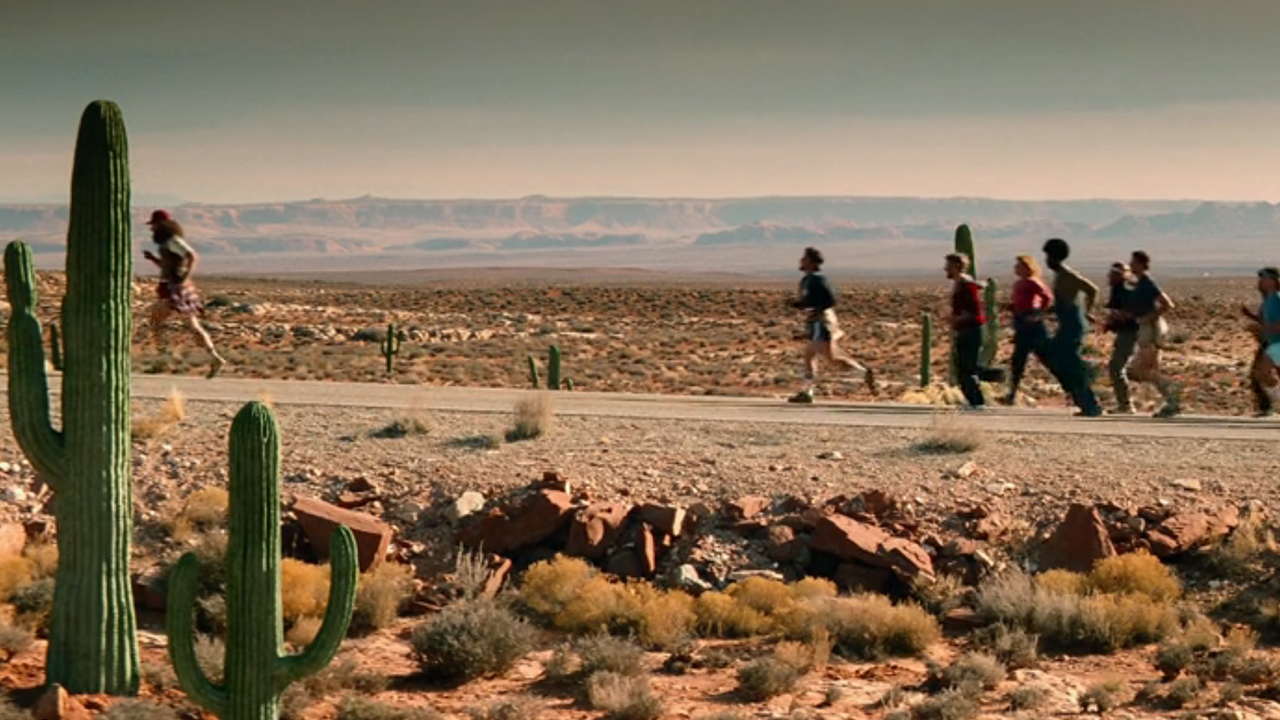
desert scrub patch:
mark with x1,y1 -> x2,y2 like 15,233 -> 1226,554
410,599 -> 536,681
910,688 -> 980,720
912,411 -> 984,454
0,620 -> 33,660
585,671 -> 663,720
694,591 -> 774,638
1078,678 -> 1126,713
10,576 -> 54,634
784,594 -> 939,660
168,486 -> 230,540
280,558 -> 331,624
101,700 -> 180,720
735,639 -> 826,701
1087,551 -> 1181,602
467,696 -> 542,720
1006,684 -> 1050,711
1207,508 -> 1275,578
975,624 -> 1038,670
335,696 -> 443,720
506,392 -> 553,442
368,413 -> 431,439
519,555 -> 596,619
131,387 -> 186,441
352,561 -> 415,632
927,653 -> 1005,694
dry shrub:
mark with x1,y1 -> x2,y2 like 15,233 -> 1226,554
102,700 -> 179,720
785,594 -> 938,660
1087,551 -> 1181,602
132,388 -> 186,441
453,547 -> 491,600
286,616 -> 322,648
574,635 -> 645,678
11,577 -> 55,634
0,698 -> 25,720
280,559 -> 330,624
1006,684 -> 1050,711
1036,569 -> 1088,596
0,621 -> 33,660
1220,681 -> 1245,705
913,412 -> 984,454
585,671 -> 663,720
790,577 -> 838,601
911,688 -> 979,720
336,696 -> 443,720
933,653 -> 1005,693
519,555 -> 596,620
369,414 -> 431,439
630,584 -> 696,650
1078,679 -> 1125,713
194,635 -> 224,684
181,487 -> 230,529
1155,640 -> 1193,680
468,697 -> 541,720
727,576 -> 795,616
976,624 -> 1038,670
142,662 -> 177,693
353,561 -> 415,632
1209,510 -> 1276,577
694,591 -> 774,638
913,572 -> 967,616
0,557 -> 32,603
23,542 -> 57,579
736,656 -> 802,701
410,599 -> 536,681
506,392 -> 553,442
1165,675 -> 1204,708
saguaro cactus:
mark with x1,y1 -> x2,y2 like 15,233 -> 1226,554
380,323 -> 401,375
167,402 -> 358,720
547,345 -> 562,391
920,313 -> 932,388
981,279 -> 999,367
3,100 -> 139,695
954,224 -> 976,279
527,355 -> 540,389
49,322 -> 63,372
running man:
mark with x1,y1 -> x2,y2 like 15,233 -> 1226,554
1125,250 -> 1180,417
1041,238 -> 1102,417
787,247 -> 877,403
142,209 -> 227,378
1103,262 -> 1139,414
945,253 -> 986,410
1242,269 -> 1278,416
1002,254 -> 1053,405
1248,267 -> 1280,409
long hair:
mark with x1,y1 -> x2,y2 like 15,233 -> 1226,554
1016,254 -> 1041,278
151,218 -> 185,243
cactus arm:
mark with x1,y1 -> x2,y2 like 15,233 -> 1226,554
274,525 -> 358,689
165,553 -> 229,716
527,355 -> 540,388
547,345 -> 561,390
3,242 -> 67,487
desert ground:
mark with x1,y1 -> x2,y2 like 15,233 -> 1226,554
0,270 -> 1278,720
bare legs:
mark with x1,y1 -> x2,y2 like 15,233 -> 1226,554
150,301 -> 226,378
1129,343 -> 1179,416
792,340 -> 875,402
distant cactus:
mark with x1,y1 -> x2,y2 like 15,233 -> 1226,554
564,377 -> 574,391
981,280 -> 999,367
380,323 -> 401,375
527,355 -> 540,389
49,321 -> 63,372
920,313 -> 932,388
547,345 -> 562,391
954,224 -> 976,278
167,401 -> 358,720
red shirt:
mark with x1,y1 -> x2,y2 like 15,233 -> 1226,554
1011,277 -> 1052,314
951,277 -> 985,330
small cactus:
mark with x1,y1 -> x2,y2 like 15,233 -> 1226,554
920,313 -> 932,388
167,401 -> 358,720
564,377 -> 574,391
380,323 -> 401,375
547,345 -> 562,391
527,355 -> 540,389
49,321 -> 62,372
981,279 -> 999,367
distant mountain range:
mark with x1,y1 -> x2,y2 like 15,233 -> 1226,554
2,195 -> 1276,259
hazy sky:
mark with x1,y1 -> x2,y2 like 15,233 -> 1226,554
3,0 -> 1279,204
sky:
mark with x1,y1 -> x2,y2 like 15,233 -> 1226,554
2,0 -> 1279,205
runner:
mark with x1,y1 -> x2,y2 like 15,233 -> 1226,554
142,209 -> 227,378
1125,250 -> 1180,417
786,247 -> 877,404
1103,262 -> 1139,414
1242,271 -> 1277,416
945,253 -> 986,410
1041,238 -> 1103,417
1002,254 -> 1053,405
1248,267 -> 1280,409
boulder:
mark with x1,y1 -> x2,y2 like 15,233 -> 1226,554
606,550 -> 645,579
565,502 -> 631,559
725,496 -> 769,521
293,496 -> 394,572
0,523 -> 26,557
810,515 -> 934,581
638,504 -> 687,537
834,563 -> 893,594
765,525 -> 804,563
638,523 -> 657,576
455,490 -> 574,555
33,685 -> 92,720
446,491 -> 486,523
1040,503 -> 1115,573
1149,511 -> 1235,557
481,555 -> 513,601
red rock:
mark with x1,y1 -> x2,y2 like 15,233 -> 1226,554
293,495 -> 395,572
639,504 -> 687,537
335,491 -> 377,510
810,515 -> 934,581
859,489 -> 898,518
456,490 -> 574,555
606,550 -> 644,579
1149,512 -> 1231,557
834,563 -> 893,593
971,513 -> 1007,541
1040,503 -> 1115,573
131,566 -> 168,612
33,685 -> 92,720
536,471 -> 570,494
726,496 -> 769,521
638,523 -> 657,576
346,476 -> 377,493
765,525 -> 803,563
481,556 -> 513,600
728,519 -> 769,535
566,502 -> 631,559
0,523 -> 25,557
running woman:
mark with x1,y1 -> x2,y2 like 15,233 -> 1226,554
1103,262 -> 1139,414
1002,254 -> 1053,405
1126,250 -> 1180,417
142,209 -> 227,378
1041,238 -> 1102,417
945,253 -> 986,410
787,247 -> 877,403
1248,267 -> 1280,408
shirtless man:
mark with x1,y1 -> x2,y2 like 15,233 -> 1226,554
787,247 -> 877,403
143,209 -> 226,378
1041,238 -> 1102,417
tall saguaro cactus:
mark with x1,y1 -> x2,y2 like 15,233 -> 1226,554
380,323 -> 401,375
981,279 -> 1000,367
167,402 -> 358,720
920,313 -> 932,388
3,100 -> 139,695
547,345 -> 562,391
954,224 -> 976,279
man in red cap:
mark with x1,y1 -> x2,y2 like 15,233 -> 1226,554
142,209 -> 226,377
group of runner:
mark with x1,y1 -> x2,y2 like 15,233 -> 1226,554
789,239 -> 1280,417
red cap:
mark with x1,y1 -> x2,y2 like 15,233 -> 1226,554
146,209 -> 172,225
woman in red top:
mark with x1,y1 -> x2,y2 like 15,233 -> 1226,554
1002,254 -> 1054,404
